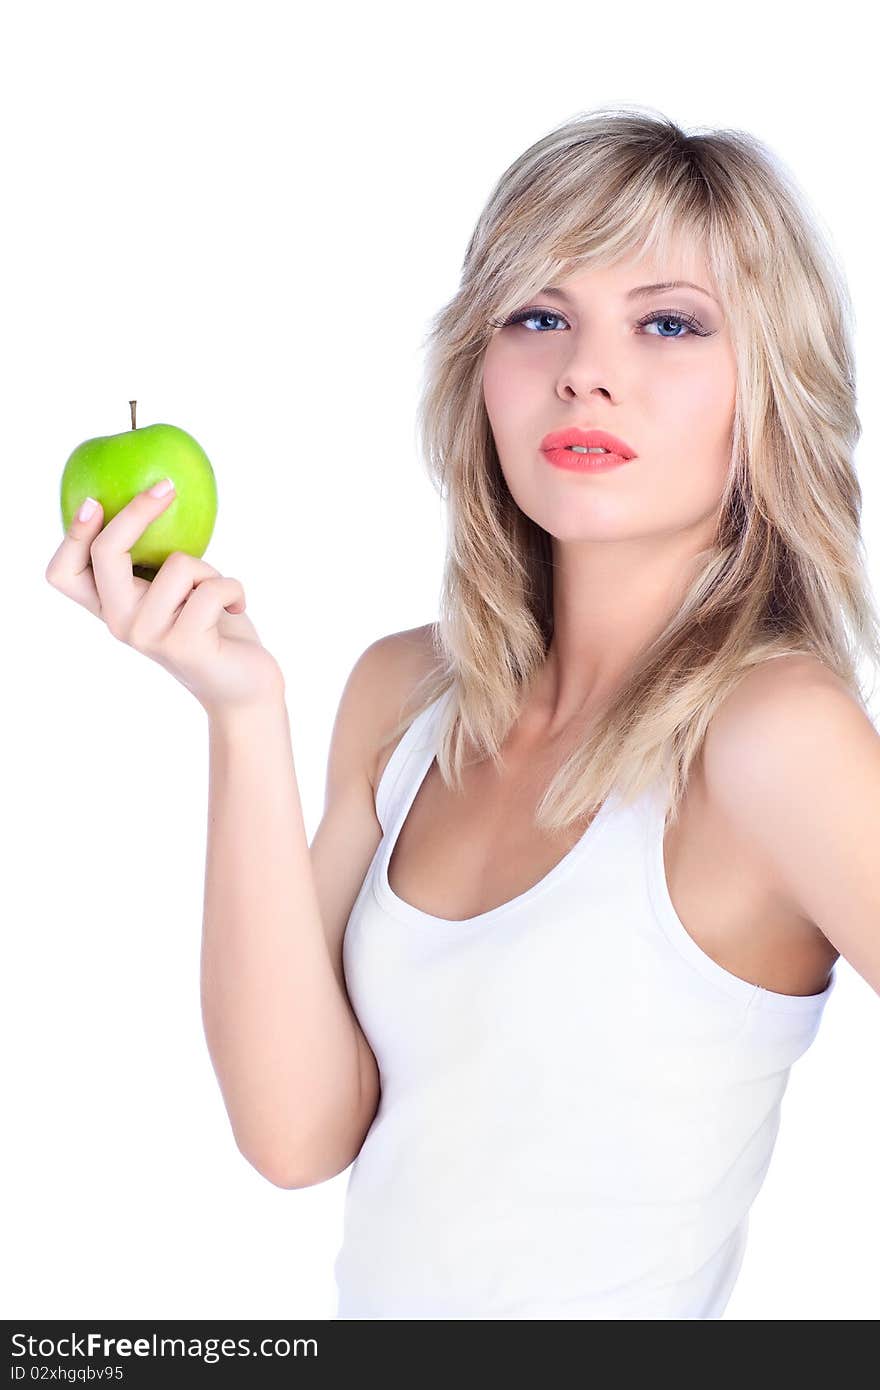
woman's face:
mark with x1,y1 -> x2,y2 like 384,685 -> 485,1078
481,250 -> 737,544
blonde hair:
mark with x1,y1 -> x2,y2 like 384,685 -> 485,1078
380,103 -> 880,833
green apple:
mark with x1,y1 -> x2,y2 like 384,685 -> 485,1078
60,402 -> 218,576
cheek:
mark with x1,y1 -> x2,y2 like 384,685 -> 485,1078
653,369 -> 734,470
482,347 -> 535,424
633,375 -> 734,525
666,455 -> 729,514
643,436 -> 732,531
481,355 -> 508,422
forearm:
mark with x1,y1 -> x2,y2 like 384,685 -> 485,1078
199,696 -> 361,1185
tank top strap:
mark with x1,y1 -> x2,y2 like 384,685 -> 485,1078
374,686 -> 453,834
374,685 -> 665,850
637,762 -> 838,1015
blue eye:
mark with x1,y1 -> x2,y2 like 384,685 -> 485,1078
637,310 -> 708,339
490,306 -> 711,339
502,308 -> 569,333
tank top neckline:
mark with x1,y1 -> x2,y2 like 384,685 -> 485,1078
371,685 -> 623,932
367,685 -> 838,1017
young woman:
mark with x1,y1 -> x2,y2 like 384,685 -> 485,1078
46,106 -> 880,1320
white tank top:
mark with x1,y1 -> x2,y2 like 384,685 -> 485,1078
333,686 -> 837,1319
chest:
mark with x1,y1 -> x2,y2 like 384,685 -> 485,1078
375,730 -> 838,999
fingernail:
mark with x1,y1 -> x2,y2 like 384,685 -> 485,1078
77,497 -> 98,522
148,478 -> 174,498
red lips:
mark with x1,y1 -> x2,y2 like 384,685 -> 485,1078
540,427 -> 636,459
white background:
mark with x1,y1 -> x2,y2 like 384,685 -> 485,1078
4,0 -> 877,1321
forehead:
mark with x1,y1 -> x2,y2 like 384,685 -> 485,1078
541,247 -> 719,304
552,246 -> 712,291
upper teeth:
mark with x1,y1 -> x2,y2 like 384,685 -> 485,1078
568,445 -> 610,453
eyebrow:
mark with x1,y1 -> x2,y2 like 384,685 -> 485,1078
539,280 -> 718,304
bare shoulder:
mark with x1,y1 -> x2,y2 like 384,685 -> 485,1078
363,622 -> 444,794
705,652 -> 866,750
703,652 -> 869,795
700,650 -> 879,912
700,652 -> 880,989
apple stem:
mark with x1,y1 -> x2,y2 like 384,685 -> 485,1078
129,399 -> 137,430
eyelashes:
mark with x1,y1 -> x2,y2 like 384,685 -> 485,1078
488,306 -> 712,339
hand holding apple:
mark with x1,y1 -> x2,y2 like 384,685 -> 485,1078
59,401 -> 218,576
47,405 -> 286,719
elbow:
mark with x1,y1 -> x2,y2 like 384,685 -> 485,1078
258,1162 -> 319,1191
240,1141 -> 352,1190
233,1092 -> 372,1189
239,1144 -> 317,1190
256,1158 -> 349,1190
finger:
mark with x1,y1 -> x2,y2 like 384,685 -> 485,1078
44,495 -> 109,616
170,576 -> 247,644
89,484 -> 177,635
130,553 -> 243,644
